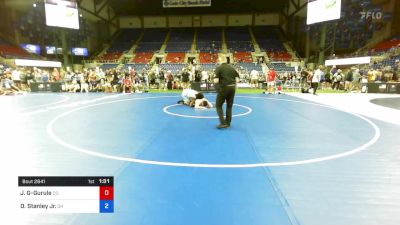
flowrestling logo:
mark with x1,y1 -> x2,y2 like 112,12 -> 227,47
360,11 -> 383,20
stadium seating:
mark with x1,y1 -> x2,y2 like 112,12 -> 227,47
253,26 -> 292,61
124,63 -> 150,72
372,54 -> 400,69
0,45 -> 32,59
165,42 -> 192,53
234,63 -> 263,74
135,29 -> 168,52
225,27 -> 254,52
373,38 -> 400,52
165,29 -> 194,53
233,52 -> 252,63
159,63 -> 186,74
99,29 -> 142,61
323,25 -> 373,50
268,62 -> 295,72
310,0 -> 393,51
135,42 -> 164,52
200,63 -> 217,72
100,63 -> 119,70
99,52 -> 123,61
0,38 -> 32,59
267,52 -> 292,61
132,52 -> 154,63
197,28 -> 222,53
199,53 -> 218,63
166,53 -> 185,63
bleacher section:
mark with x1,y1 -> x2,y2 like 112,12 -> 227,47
100,63 -> 119,70
253,26 -> 292,61
124,63 -> 151,72
99,29 -> 142,61
132,29 -> 168,63
93,26 -> 299,66
331,29 -> 373,50
199,62 -> 264,74
269,62 -> 295,72
373,37 -> 400,52
372,54 -> 400,69
166,52 -> 185,63
200,63 -> 217,72
225,27 -> 254,52
166,29 -> 194,53
99,52 -> 123,61
135,29 -> 168,52
0,38 -> 32,59
233,52 -> 252,63
197,28 -> 222,53
159,63 -> 186,74
320,0 -> 390,51
133,52 -> 154,63
234,63 -> 263,74
254,25 -> 285,56
199,53 -> 218,63
108,29 -> 141,53
268,52 -> 292,61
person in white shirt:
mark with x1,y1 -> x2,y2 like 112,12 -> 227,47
11,68 -> 21,89
178,89 -> 213,108
311,65 -> 323,95
179,88 -> 200,105
201,70 -> 209,82
250,69 -> 259,88
194,98 -> 213,109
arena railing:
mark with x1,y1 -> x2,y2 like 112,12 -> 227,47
83,59 -> 121,64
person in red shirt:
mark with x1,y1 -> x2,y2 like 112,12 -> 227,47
265,68 -> 277,94
123,74 -> 132,93
52,68 -> 61,82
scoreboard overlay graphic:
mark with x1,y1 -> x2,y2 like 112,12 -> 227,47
18,176 -> 114,213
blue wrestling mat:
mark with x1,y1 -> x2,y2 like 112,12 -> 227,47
4,93 -> 400,225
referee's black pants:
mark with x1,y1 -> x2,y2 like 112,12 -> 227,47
216,85 -> 236,126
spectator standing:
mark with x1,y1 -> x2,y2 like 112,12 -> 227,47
324,69 -> 332,89
300,69 -> 308,88
352,69 -> 361,91
265,68 -> 277,94
345,69 -> 353,91
250,69 -> 259,89
201,70 -> 209,82
142,69 -> 149,92
181,68 -> 190,89
159,68 -> 165,90
166,70 -> 173,90
311,65 -> 323,95
332,69 -> 343,90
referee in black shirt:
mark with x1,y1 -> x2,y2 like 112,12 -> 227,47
214,59 -> 240,129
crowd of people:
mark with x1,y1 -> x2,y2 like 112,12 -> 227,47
292,61 -> 400,94
1,57 -> 400,95
0,63 -> 215,95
